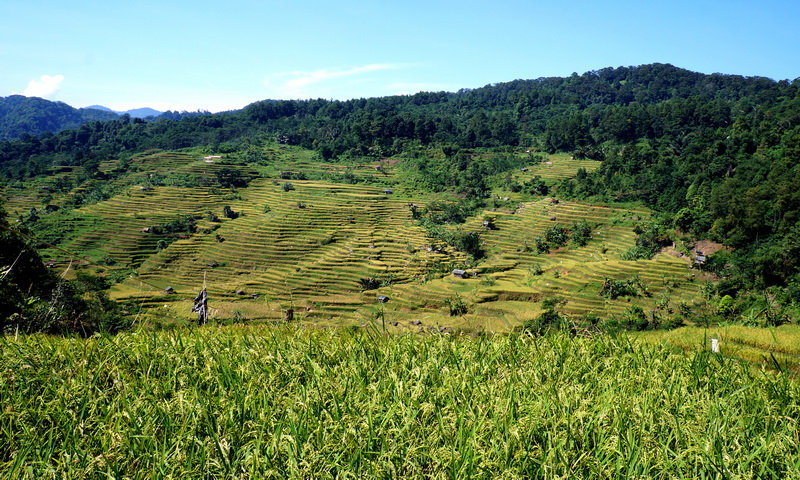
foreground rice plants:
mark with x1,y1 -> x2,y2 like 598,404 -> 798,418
1,325 -> 798,479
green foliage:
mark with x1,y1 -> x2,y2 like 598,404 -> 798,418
534,236 -> 549,254
2,327 -> 798,477
0,95 -> 119,141
716,295 -> 736,318
603,306 -> 656,331
532,221 -> 594,253
445,295 -> 468,316
358,275 -> 395,291
544,225 -> 569,247
4,63 -> 800,320
222,205 -> 239,219
600,276 -> 647,299
570,220 -> 592,246
520,296 -> 566,335
521,175 -> 549,195
425,225 -> 484,259
0,210 -> 126,334
622,219 -> 671,260
420,199 -> 481,225
148,214 -> 198,236
214,167 -> 250,188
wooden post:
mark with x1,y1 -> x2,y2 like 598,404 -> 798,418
192,288 -> 208,325
711,338 -> 719,353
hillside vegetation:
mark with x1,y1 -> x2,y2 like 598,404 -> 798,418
0,95 -> 118,142
1,326 -> 798,479
1,64 -> 800,479
2,64 -> 799,306
2,146 -> 715,335
1,63 -> 799,337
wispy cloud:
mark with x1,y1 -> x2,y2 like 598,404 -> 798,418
264,63 -> 407,99
15,74 -> 65,98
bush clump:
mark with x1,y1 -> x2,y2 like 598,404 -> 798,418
600,276 -> 647,299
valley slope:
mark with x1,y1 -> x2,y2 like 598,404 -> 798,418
5,145 -> 706,332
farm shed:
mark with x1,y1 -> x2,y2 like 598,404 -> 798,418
377,295 -> 390,303
452,269 -> 468,279
382,189 -> 393,194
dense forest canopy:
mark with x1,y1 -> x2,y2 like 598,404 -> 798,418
0,95 -> 210,142
2,63 -> 800,301
0,95 -> 119,142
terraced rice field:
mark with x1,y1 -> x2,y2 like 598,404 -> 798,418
636,324 -> 800,374
112,177 -> 465,324
520,152 -> 601,183
8,149 -> 706,330
366,198 -> 702,332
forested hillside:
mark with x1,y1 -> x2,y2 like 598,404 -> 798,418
0,95 -> 119,141
2,63 -> 800,311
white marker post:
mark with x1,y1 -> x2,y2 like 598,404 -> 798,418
711,338 -> 720,353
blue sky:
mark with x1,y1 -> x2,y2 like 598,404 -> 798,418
2,0 -> 799,112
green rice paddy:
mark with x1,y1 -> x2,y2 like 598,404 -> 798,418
1,325 -> 797,479
3,149 -> 707,330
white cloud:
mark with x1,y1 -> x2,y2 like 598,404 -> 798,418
264,63 -> 406,99
15,74 -> 65,98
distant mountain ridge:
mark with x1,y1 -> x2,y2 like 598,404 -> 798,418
0,95 -> 119,141
85,105 -> 162,118
0,96 -> 179,141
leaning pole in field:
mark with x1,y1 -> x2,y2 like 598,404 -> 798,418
192,272 -> 209,325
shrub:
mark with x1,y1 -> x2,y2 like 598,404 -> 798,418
570,220 -> 592,247
520,297 -> 566,335
600,277 -> 646,299
534,236 -> 549,254
446,295 -> 468,316
215,168 -> 249,188
544,225 -> 569,247
222,206 -> 239,219
358,275 -> 395,291
604,306 -> 653,331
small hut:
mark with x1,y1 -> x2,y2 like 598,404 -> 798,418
377,295 -> 390,303
452,269 -> 468,279
382,189 -> 393,194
